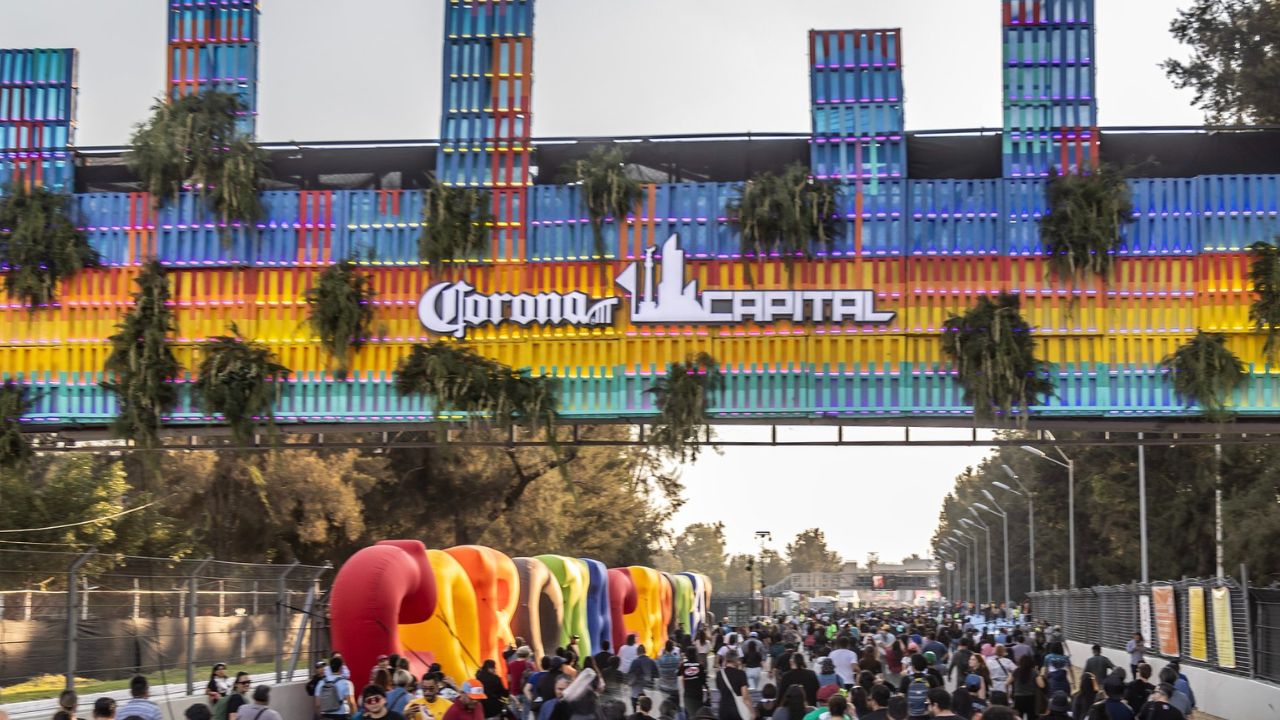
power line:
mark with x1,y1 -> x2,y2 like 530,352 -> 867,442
0,499 -> 159,534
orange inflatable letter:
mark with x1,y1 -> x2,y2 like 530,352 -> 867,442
446,545 -> 519,675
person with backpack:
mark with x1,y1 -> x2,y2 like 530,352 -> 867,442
316,657 -> 358,720
237,687 -> 283,720
742,633 -> 766,691
899,655 -> 940,719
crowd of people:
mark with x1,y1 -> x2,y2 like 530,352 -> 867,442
0,606 -> 1203,720
294,605 -> 1199,720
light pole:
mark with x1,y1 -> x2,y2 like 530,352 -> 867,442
975,494 -> 1010,609
940,540 -> 961,603
950,530 -> 975,607
996,464 -> 1036,593
1022,439 -> 1075,588
961,511 -> 993,608
754,531 -> 771,616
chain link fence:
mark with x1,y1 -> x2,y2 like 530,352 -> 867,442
1029,574 -> 1279,683
0,548 -> 331,697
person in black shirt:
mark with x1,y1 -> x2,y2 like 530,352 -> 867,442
860,685 -> 892,720
679,646 -> 707,717
778,653 -> 819,706
715,651 -> 750,720
1125,663 -> 1155,712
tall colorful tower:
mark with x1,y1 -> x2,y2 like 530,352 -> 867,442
0,48 -> 77,192
808,29 -> 906,183
166,0 -> 260,135
437,0 -> 535,262
1001,0 -> 1097,177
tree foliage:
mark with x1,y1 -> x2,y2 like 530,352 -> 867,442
102,260 -> 181,449
1248,239 -> 1280,363
787,528 -> 843,574
0,184 -> 100,308
394,342 -> 558,431
727,163 -> 842,277
0,380 -> 33,469
1161,331 -> 1249,422
193,324 -> 292,443
646,352 -> 725,463
933,432 -> 1280,594
1164,0 -> 1280,125
940,293 -> 1055,424
1040,166 -> 1133,287
128,92 -> 266,236
669,522 -> 729,591
418,180 -> 495,270
570,146 -> 644,260
305,260 -> 378,380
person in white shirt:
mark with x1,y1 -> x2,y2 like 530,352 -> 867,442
618,634 -> 640,674
716,634 -> 741,668
825,637 -> 857,687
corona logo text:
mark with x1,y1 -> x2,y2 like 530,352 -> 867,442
417,234 -> 895,337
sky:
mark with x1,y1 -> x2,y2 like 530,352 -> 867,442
0,0 -> 1205,561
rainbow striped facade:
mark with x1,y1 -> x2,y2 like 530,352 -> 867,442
4,1 -> 1280,431
167,0 -> 259,135
0,48 -> 76,192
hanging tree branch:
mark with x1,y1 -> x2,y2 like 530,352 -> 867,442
1040,165 -> 1134,289
193,323 -> 292,444
418,179 -> 495,271
646,352 -> 725,463
0,380 -> 33,469
940,293 -> 1055,425
1161,331 -> 1248,423
570,146 -> 644,260
0,184 -> 100,309
1248,239 -> 1280,364
727,163 -> 842,281
305,259 -> 378,380
102,260 -> 181,449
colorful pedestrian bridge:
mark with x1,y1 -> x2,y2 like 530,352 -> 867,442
5,1 -> 1280,434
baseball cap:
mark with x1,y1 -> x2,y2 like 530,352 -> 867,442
749,631 -> 759,638
816,684 -> 841,702
461,680 -> 487,700
923,651 -> 936,664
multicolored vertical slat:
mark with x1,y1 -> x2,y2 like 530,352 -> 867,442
438,0 -> 534,263
0,48 -> 76,192
167,0 -> 260,136
1002,0 -> 1097,177
809,29 -> 905,182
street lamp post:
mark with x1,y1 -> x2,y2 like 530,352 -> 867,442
996,464 -> 1035,593
975,493 -> 1010,609
754,531 -> 772,616
950,531 -> 974,606
1021,440 -> 1075,588
961,511 -> 993,608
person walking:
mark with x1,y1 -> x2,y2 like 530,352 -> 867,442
715,650 -> 751,720
680,644 -> 708,717
1125,634 -> 1145,678
626,646 -> 658,712
236,687 -> 283,720
118,677 -> 163,720
316,658 -> 358,720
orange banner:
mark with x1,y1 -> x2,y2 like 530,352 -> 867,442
1152,585 -> 1179,656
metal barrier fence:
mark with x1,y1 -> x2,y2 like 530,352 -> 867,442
1028,575 -> 1280,683
0,548 -> 331,696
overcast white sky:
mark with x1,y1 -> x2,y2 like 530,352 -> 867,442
1,0 -> 1204,561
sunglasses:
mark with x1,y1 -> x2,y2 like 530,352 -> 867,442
237,681 -> 252,687
365,698 -> 385,705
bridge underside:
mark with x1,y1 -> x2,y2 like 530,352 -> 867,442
24,416 -> 1280,453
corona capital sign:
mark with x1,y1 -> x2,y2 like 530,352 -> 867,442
417,234 -> 895,338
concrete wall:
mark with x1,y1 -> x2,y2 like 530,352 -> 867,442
1065,639 -> 1280,719
152,681 -> 312,720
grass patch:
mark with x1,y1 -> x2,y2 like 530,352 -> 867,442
0,661 -> 281,706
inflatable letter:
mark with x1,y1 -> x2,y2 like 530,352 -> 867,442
399,549 -> 481,684
608,567 -> 637,651
513,557 -> 565,661
669,573 -> 694,636
678,572 -> 707,636
330,540 -> 437,682
580,558 -> 612,655
658,573 -> 674,640
446,545 -> 519,675
536,554 -> 591,658
623,566 -> 666,651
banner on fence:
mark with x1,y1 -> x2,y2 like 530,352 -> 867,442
1212,586 -> 1236,668
1152,585 -> 1179,656
1139,594 -> 1153,651
1188,586 -> 1208,661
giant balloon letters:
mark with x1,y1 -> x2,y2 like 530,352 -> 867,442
330,542 -> 707,682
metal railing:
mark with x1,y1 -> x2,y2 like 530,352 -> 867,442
1029,574 -> 1280,683
0,548 -> 331,698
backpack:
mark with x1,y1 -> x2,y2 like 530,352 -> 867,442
906,675 -> 930,717
213,695 -> 235,720
317,678 -> 346,715
743,641 -> 763,668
